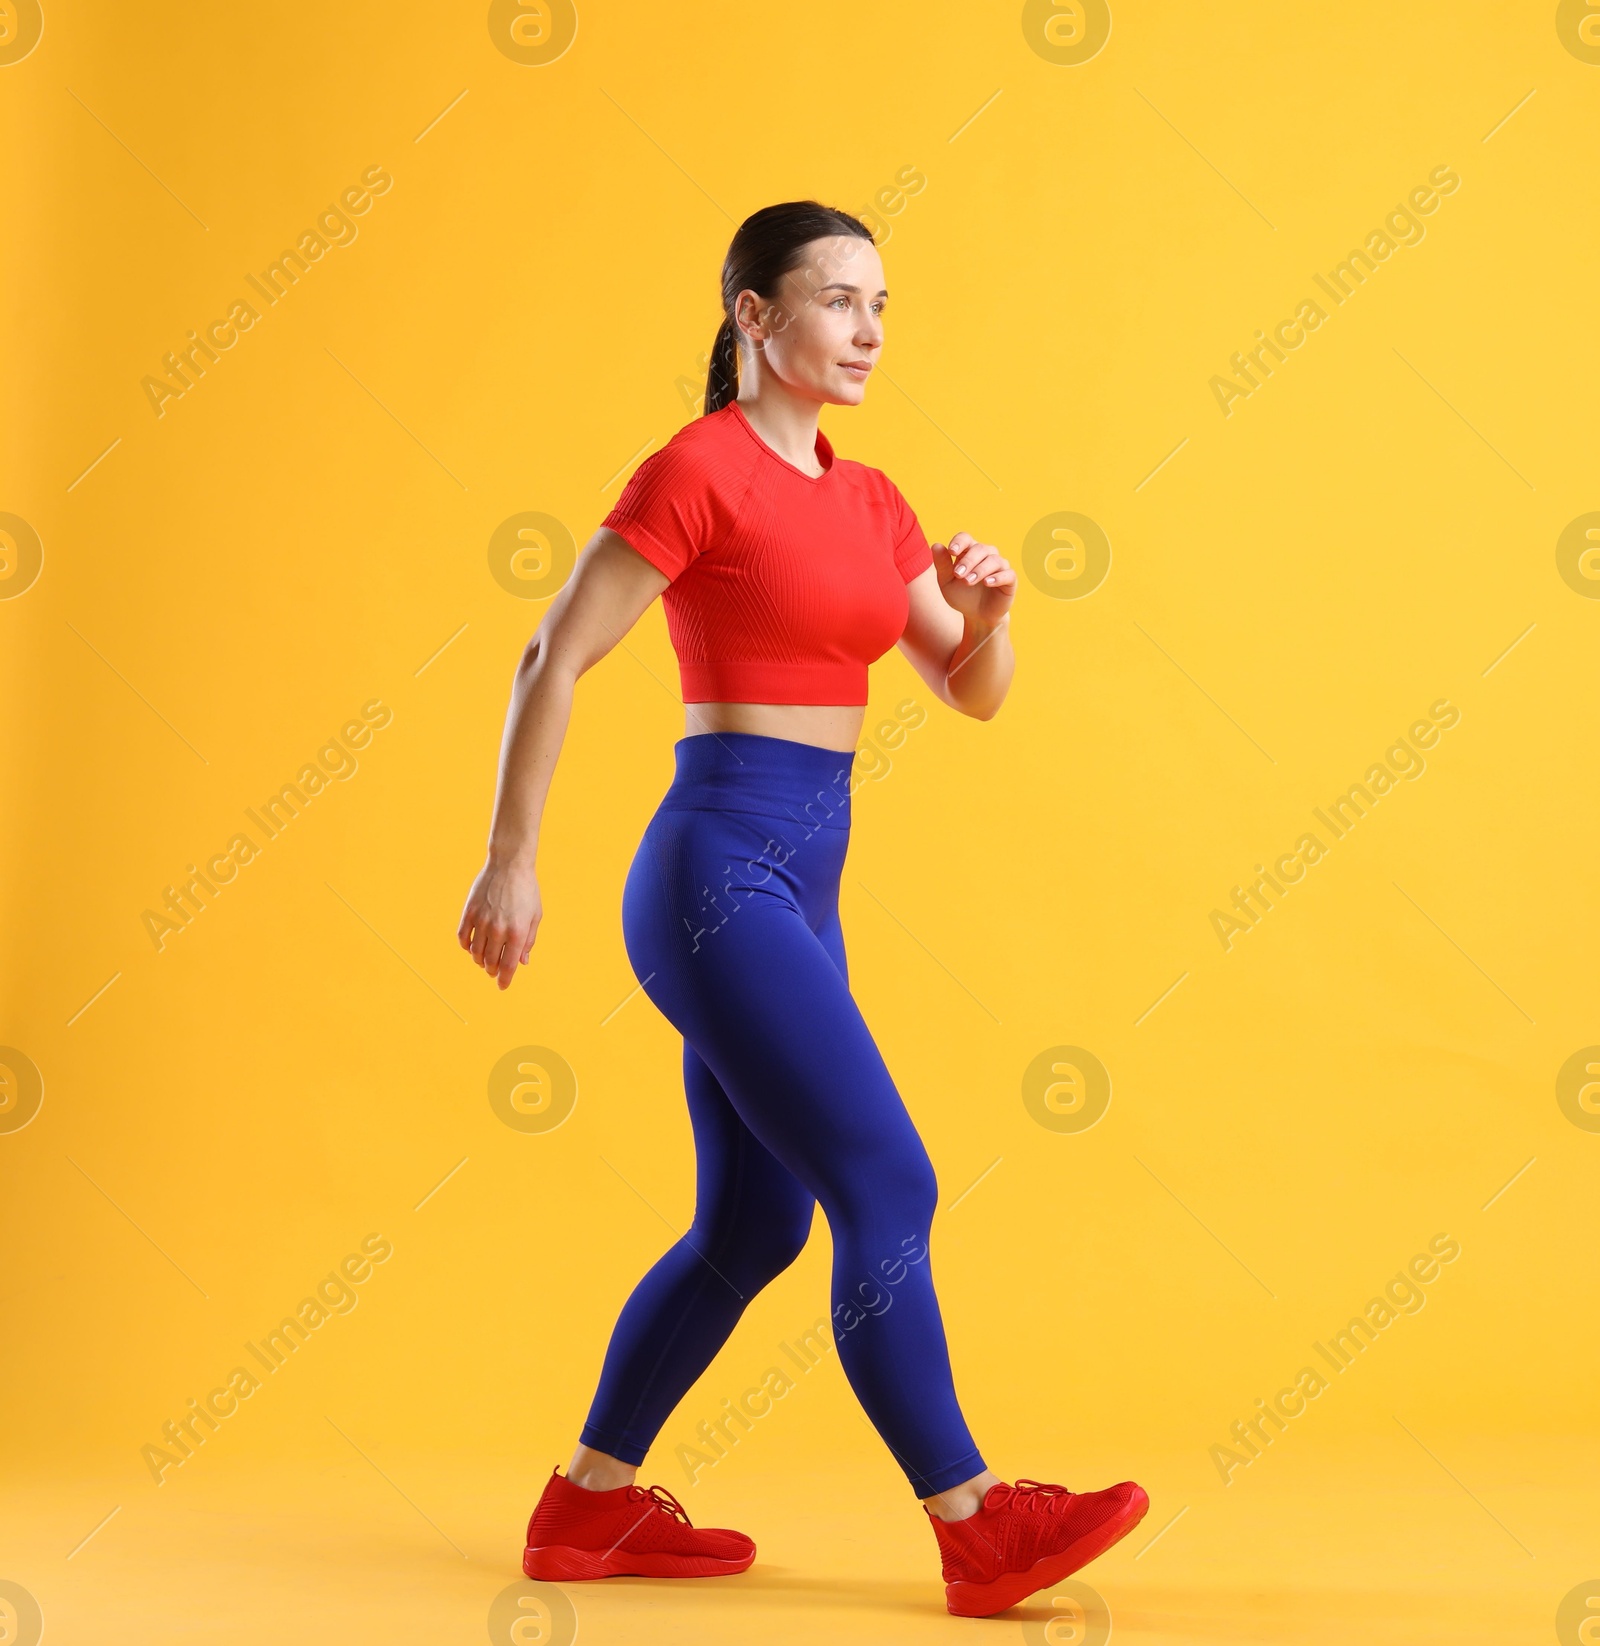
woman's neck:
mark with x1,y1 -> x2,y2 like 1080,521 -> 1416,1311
734,391 -> 825,477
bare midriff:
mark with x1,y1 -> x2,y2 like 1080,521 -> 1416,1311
684,701 -> 867,754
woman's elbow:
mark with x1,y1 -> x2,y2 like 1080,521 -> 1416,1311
953,676 -> 1012,721
517,631 -> 589,695
514,634 -> 546,683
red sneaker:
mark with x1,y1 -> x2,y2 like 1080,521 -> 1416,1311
521,1467 -> 756,1581
926,1476 -> 1149,1617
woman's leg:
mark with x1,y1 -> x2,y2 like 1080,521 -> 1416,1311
577,1045 -> 818,1472
624,810 -> 988,1499
809,903 -> 1002,1520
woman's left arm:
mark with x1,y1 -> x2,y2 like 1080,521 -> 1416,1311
897,530 -> 1017,720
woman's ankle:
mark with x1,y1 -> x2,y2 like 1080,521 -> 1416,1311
922,1468 -> 1001,1521
566,1443 -> 638,1493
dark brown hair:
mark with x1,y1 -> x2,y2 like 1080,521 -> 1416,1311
705,201 -> 876,415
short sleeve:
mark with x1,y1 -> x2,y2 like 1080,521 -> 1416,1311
886,478 -> 933,582
601,436 -> 719,582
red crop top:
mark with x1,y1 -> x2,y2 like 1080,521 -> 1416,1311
600,400 -> 933,705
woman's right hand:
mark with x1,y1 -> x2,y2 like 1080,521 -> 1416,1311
457,857 -> 543,990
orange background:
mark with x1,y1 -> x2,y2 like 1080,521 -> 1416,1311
3,2 -> 1597,1641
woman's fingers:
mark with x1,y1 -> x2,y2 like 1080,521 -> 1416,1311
496,923 -> 536,988
493,914 -> 540,983
948,549 -> 1000,589
947,536 -> 992,573
951,539 -> 1018,592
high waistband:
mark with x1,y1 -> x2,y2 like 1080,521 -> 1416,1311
656,732 -> 854,829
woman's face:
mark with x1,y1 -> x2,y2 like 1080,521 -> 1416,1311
734,234 -> 887,406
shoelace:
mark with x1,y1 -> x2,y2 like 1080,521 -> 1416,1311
624,1482 -> 693,1525
1000,1478 -> 1077,1514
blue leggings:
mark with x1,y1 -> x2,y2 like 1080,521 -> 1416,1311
579,732 -> 986,1498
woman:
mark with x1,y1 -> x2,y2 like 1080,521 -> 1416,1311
457,201 -> 1148,1618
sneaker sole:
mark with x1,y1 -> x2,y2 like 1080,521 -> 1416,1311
522,1542 -> 756,1581
943,1487 -> 1150,1618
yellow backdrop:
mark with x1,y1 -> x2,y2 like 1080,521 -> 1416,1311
3,2 -> 1596,1642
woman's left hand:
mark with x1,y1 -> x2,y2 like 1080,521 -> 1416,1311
932,532 -> 1017,628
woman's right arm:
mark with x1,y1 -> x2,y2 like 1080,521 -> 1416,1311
457,528 -> 668,990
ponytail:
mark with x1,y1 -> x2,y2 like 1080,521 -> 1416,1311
702,200 -> 875,416
706,316 -> 739,417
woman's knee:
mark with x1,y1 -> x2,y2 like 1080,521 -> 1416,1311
834,1143 -> 939,1240
697,1197 -> 815,1292
753,1202 -> 816,1283
894,1148 -> 941,1229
